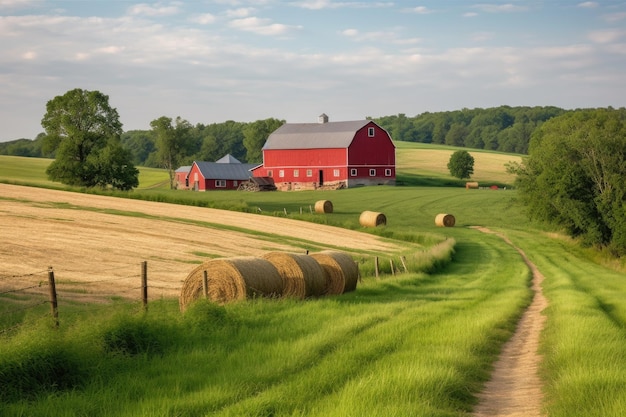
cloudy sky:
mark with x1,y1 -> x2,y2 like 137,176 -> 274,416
1,0 -> 625,141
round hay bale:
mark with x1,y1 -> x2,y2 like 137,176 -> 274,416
262,252 -> 326,299
310,251 -> 359,294
314,200 -> 333,214
359,211 -> 386,227
435,213 -> 456,227
179,257 -> 283,311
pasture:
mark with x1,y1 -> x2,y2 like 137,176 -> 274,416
1,145 -> 626,416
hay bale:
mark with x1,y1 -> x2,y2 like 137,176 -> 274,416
465,181 -> 479,189
314,200 -> 333,214
310,251 -> 359,294
359,211 -> 386,227
179,257 -> 283,311
435,213 -> 456,227
262,252 -> 326,298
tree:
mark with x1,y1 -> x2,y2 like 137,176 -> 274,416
150,116 -> 195,189
447,150 -> 474,179
514,108 -> 626,254
41,88 -> 138,190
243,118 -> 284,163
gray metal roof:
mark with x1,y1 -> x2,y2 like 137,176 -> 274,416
175,165 -> 191,173
263,120 -> 372,150
194,161 -> 256,180
216,154 -> 242,164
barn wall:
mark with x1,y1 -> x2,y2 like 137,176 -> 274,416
348,123 -> 396,166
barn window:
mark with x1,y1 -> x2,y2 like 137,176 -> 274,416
294,169 -> 299,178
350,168 -> 357,176
369,169 -> 376,176
306,169 -> 313,177
267,170 -> 273,177
385,169 -> 392,176
279,170 -> 285,178
333,169 -> 340,177
368,127 -> 375,137
233,180 -> 238,186
215,180 -> 226,188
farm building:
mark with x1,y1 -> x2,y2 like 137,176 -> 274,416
184,155 -> 257,191
251,114 -> 395,191
174,165 -> 192,190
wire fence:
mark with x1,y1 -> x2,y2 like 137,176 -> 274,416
0,261 -> 181,334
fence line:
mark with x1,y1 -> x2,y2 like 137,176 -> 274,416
0,261 -> 167,331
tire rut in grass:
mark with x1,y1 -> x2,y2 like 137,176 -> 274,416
470,227 -> 547,417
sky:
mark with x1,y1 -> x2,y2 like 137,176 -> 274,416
1,0 -> 626,141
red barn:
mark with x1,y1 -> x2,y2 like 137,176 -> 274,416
251,115 -> 395,190
186,154 -> 256,191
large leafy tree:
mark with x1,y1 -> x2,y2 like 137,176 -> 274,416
150,116 -> 195,189
513,108 -> 626,254
447,150 -> 474,179
41,88 -> 138,190
243,118 -> 284,163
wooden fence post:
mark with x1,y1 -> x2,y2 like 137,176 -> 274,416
400,256 -> 408,273
390,259 -> 395,276
203,270 -> 208,299
374,256 -> 380,279
47,266 -> 59,328
141,261 -> 148,311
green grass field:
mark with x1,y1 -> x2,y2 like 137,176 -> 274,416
1,145 -> 626,416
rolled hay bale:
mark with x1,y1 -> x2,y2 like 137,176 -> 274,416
262,252 -> 326,298
179,257 -> 283,311
359,211 -> 387,227
315,200 -> 333,214
309,251 -> 359,294
435,213 -> 456,227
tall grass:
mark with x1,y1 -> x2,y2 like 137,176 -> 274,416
0,233 -> 530,417
506,229 -> 626,417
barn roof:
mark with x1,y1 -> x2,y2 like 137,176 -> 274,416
193,161 -> 256,180
175,165 -> 191,173
216,154 -> 242,164
263,120 -> 372,150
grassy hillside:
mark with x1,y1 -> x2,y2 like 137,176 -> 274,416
2,146 -> 626,416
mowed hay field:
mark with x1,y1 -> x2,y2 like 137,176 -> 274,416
0,183 -> 405,301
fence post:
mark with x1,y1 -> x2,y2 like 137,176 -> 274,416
400,256 -> 408,273
374,256 -> 380,279
390,259 -> 395,276
47,266 -> 59,328
141,261 -> 148,311
203,270 -> 208,299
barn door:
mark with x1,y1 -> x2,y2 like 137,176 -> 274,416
318,170 -> 324,186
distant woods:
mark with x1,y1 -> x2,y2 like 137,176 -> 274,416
1,105 -> 578,163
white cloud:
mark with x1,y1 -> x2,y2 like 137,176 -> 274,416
228,16 -> 302,36
588,29 -> 625,44
224,7 -> 255,18
406,6 -> 432,14
190,13 -> 217,25
471,3 -> 528,13
127,2 -> 180,17
577,2 -> 598,8
292,1 -> 393,10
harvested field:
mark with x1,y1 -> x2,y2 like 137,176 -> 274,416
0,184 -> 401,302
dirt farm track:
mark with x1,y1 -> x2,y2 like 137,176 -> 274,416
0,184 -> 402,302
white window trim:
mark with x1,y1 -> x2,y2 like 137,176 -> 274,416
368,127 -> 375,137
385,169 -> 392,177
215,179 -> 226,188
293,169 -> 299,178
306,169 -> 313,177
333,169 -> 340,177
369,169 -> 376,177
350,168 -> 357,176
279,170 -> 285,178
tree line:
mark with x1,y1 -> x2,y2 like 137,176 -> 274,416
2,104 -> 573,164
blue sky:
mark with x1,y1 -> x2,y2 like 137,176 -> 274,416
1,0 -> 625,141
